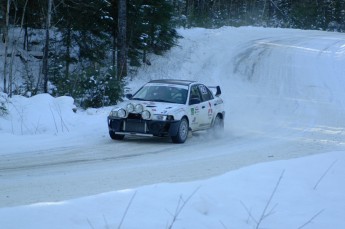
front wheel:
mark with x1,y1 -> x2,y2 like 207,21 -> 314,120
171,118 -> 189,144
109,131 -> 125,140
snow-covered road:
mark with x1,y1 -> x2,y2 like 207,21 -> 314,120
1,27 -> 345,208
2,129 -> 338,208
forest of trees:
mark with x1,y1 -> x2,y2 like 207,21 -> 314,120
1,0 -> 344,108
176,0 -> 345,30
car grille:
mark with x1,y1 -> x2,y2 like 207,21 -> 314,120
127,113 -> 142,120
123,120 -> 147,133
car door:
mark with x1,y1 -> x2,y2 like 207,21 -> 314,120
188,85 -> 203,130
197,84 -> 215,128
188,84 -> 212,130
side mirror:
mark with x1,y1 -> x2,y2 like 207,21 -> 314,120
125,94 -> 133,99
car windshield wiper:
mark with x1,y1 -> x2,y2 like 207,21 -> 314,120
131,98 -> 146,101
151,99 -> 175,103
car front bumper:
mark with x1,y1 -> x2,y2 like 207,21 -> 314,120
107,117 -> 181,137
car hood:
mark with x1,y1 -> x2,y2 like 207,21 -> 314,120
114,100 -> 186,115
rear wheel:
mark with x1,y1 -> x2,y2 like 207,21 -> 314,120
171,118 -> 189,143
109,131 -> 125,140
211,115 -> 224,137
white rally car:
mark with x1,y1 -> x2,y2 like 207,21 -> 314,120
107,79 -> 225,143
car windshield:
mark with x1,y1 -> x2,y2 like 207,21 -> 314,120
132,85 -> 188,104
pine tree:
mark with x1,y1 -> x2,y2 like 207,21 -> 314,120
50,0 -> 119,107
127,0 -> 180,67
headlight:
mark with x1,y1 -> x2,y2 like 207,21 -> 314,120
141,110 -> 151,120
135,104 -> 144,113
118,108 -> 127,118
166,115 -> 174,121
153,115 -> 174,121
154,114 -> 166,121
126,103 -> 134,113
110,110 -> 118,117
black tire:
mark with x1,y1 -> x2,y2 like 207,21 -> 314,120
171,118 -> 189,144
109,131 -> 125,140
211,115 -> 224,137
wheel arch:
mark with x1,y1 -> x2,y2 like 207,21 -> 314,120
212,111 -> 225,126
217,112 -> 224,119
182,115 -> 192,131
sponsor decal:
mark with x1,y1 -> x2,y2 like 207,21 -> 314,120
208,102 -> 213,118
191,108 -> 195,115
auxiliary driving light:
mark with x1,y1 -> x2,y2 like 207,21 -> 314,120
126,103 -> 134,113
141,110 -> 151,120
118,108 -> 127,118
135,104 -> 144,113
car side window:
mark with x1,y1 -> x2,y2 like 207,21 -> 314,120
189,85 -> 202,105
198,84 -> 214,101
170,87 -> 188,104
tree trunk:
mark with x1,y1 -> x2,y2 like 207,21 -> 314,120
112,27 -> 116,76
43,0 -> 52,93
21,0 -> 29,50
117,0 -> 127,79
2,0 -> 10,94
65,25 -> 71,80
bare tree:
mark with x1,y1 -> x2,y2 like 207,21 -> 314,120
117,0 -> 127,79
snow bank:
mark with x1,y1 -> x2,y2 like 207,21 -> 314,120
0,94 -> 76,135
0,151 -> 344,229
0,94 -> 112,155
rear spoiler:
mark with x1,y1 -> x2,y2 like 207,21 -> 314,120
208,86 -> 222,97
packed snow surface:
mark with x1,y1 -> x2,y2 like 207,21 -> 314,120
1,26 -> 345,228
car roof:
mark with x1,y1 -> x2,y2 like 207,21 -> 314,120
148,79 -> 196,86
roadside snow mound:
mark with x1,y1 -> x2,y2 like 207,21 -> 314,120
0,94 -> 76,135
